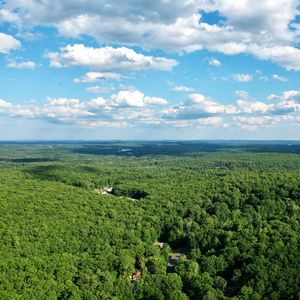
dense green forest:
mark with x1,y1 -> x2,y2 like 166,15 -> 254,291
0,141 -> 299,299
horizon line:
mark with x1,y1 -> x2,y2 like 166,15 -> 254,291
0,139 -> 300,143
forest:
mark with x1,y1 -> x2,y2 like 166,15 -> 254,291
0,141 -> 299,299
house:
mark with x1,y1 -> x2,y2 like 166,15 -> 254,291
130,270 -> 142,282
101,186 -> 113,195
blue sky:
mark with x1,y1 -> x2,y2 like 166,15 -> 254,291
0,0 -> 300,140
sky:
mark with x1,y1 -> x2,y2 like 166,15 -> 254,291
0,0 -> 300,140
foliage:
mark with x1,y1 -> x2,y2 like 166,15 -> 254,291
0,142 -> 299,299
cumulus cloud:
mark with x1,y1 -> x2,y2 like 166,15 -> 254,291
43,97 -> 93,119
0,99 -> 13,112
86,86 -> 114,93
172,85 -> 194,92
0,89 -> 169,126
235,90 -> 251,99
249,45 -> 300,71
267,94 -> 280,101
187,94 -> 237,114
4,0 -> 196,26
281,89 -> 300,102
236,89 -> 300,115
235,116 -> 275,127
2,87 -> 300,130
266,89 -> 300,106
233,115 -> 297,131
163,116 -> 224,128
206,0 -> 297,41
237,99 -> 272,113
163,93 -> 237,120
197,117 -> 223,126
2,0 -> 300,69
272,100 -> 300,115
47,97 -> 81,107
0,98 -> 36,118
77,120 -> 128,128
0,8 -> 19,23
235,90 -> 272,113
0,98 -> 12,107
272,74 -> 288,82
232,73 -> 253,82
110,90 -> 168,108
46,44 -> 178,71
85,97 -> 106,109
264,89 -> 300,115
74,72 -> 124,83
208,58 -> 221,67
7,60 -> 37,69
0,33 -> 21,53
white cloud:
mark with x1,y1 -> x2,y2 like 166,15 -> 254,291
47,97 -> 81,107
235,90 -> 251,99
266,89 -> 300,110
233,115 -> 297,131
237,100 -> 272,113
163,116 -> 225,128
10,107 -> 37,118
0,9 -> 19,23
46,44 -> 178,71
163,93 -> 237,120
2,0 -> 300,70
74,72 -> 124,83
110,90 -> 168,107
0,90 -> 168,124
267,94 -> 279,101
0,99 -> 13,112
0,98 -> 37,118
249,45 -> 300,71
40,97 -> 92,119
265,89 -> 300,115
272,74 -> 288,82
7,60 -> 37,69
4,0 -> 196,27
282,89 -> 300,102
86,86 -> 114,93
172,85 -> 194,92
85,97 -> 106,109
2,86 -> 300,130
0,33 -> 20,53
187,93 -> 237,114
207,0 -> 297,41
235,116 -> 274,126
236,89 -> 300,115
232,73 -> 253,82
209,42 -> 248,55
77,120 -> 128,128
43,108 -> 92,120
208,58 -> 221,67
197,117 -> 223,126
273,100 -> 300,114
235,90 -> 273,113
35,91 -> 168,126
